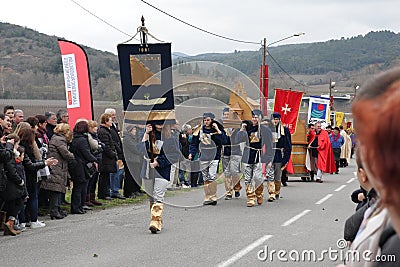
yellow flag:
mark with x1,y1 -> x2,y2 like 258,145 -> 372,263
336,112 -> 344,127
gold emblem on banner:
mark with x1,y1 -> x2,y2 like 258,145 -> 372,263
129,93 -> 166,106
249,132 -> 259,143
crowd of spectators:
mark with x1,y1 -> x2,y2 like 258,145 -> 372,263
0,106 -> 144,236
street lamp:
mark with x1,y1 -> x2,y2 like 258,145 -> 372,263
260,32 -> 305,115
353,83 -> 360,99
267,32 -> 305,48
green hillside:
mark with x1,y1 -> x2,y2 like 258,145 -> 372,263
1,22 -> 399,100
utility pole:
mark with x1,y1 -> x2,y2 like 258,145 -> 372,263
329,79 -> 335,111
261,38 -> 267,115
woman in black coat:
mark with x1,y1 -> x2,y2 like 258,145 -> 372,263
97,113 -> 117,200
122,124 -> 143,198
69,121 -> 98,214
0,135 -> 24,236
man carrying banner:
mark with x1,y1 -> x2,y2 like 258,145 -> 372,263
117,24 -> 179,233
237,109 -> 274,207
140,122 -> 180,233
221,107 -> 243,200
189,112 -> 228,205
307,122 -> 336,183
265,112 -> 292,202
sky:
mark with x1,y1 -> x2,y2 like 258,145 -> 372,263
1,0 -> 399,56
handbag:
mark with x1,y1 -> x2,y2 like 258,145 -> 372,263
84,163 -> 97,178
37,165 -> 51,182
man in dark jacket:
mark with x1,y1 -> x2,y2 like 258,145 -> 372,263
178,124 -> 191,188
105,108 -> 125,199
97,113 -> 118,200
189,112 -> 228,205
221,107 -> 243,200
236,109 -> 274,207
265,112 -> 292,202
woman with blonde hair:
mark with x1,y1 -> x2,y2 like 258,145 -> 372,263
40,123 -> 74,219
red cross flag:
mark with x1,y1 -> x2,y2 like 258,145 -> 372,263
273,88 -> 304,134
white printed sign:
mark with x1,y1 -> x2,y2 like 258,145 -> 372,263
307,96 -> 330,128
61,54 -> 80,108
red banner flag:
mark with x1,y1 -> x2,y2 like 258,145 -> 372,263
259,65 -> 269,116
58,39 -> 93,128
273,88 -> 304,134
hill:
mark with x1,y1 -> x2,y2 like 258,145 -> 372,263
0,22 -> 120,101
1,22 -> 399,101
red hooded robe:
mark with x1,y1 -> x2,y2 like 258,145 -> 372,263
310,129 -> 336,173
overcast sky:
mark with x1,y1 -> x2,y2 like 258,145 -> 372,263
1,0 -> 399,56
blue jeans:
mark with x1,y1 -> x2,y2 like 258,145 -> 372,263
27,183 -> 38,222
109,167 -> 124,196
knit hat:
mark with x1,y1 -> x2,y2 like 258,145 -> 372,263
203,112 -> 215,119
251,109 -> 263,119
271,112 -> 281,119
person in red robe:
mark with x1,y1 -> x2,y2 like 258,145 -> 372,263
308,122 -> 336,183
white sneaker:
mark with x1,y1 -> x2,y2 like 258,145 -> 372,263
31,220 -> 46,228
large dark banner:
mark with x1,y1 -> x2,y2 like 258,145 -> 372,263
117,43 -> 175,124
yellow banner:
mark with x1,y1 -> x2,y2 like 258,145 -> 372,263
336,112 -> 344,127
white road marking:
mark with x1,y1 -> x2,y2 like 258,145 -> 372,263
353,171 -> 357,177
217,235 -> 273,267
335,185 -> 347,192
315,194 -> 333,205
347,178 -> 356,184
281,210 -> 312,227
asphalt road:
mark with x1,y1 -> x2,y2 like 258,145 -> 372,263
1,159 -> 359,267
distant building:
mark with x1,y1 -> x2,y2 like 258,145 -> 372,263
301,94 -> 352,113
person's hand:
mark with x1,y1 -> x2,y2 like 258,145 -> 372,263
150,159 -> 159,168
145,124 -> 153,134
45,157 -> 58,166
358,193 -> 365,202
281,163 -> 287,171
93,162 -> 98,170
266,161 -> 272,170
188,154 -> 193,160
240,123 -> 247,131
6,137 -> 14,145
212,123 -> 221,134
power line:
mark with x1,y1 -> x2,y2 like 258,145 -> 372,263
267,49 -> 311,90
140,0 -> 261,45
69,0 -> 138,40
